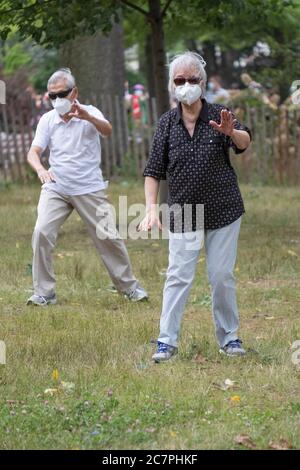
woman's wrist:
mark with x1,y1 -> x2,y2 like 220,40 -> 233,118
146,203 -> 157,214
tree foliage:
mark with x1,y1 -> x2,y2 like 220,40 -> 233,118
0,0 -> 119,46
0,0 -> 299,100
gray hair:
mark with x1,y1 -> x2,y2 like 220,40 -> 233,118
168,51 -> 207,97
47,68 -> 76,89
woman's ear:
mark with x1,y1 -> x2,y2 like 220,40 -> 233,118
72,87 -> 79,100
200,79 -> 205,94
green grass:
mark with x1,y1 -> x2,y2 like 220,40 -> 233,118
0,180 -> 300,449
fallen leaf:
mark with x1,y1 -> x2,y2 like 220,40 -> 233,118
193,353 -> 207,364
268,439 -> 293,450
221,378 -> 236,390
169,431 -> 177,437
234,434 -> 256,449
287,250 -> 298,257
213,379 -> 236,391
52,369 -> 59,381
230,395 -> 241,403
60,381 -> 75,392
44,388 -> 58,396
146,427 -> 156,433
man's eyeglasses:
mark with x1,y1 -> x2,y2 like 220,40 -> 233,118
48,88 -> 74,100
173,77 -> 201,87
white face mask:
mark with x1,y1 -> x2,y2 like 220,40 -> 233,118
175,83 -> 202,106
51,97 -> 72,115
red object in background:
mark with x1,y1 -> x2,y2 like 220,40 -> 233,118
132,94 -> 141,120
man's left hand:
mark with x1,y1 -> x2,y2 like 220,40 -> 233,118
68,102 -> 91,121
68,101 -> 112,137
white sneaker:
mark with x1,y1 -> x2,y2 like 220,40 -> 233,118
26,294 -> 57,306
125,286 -> 148,302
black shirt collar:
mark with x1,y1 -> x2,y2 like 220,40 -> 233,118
175,98 -> 209,124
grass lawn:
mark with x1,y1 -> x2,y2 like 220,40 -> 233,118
0,179 -> 300,450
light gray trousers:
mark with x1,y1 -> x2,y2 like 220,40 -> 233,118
31,188 -> 138,297
158,216 -> 242,348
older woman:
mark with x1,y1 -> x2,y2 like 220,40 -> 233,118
139,51 -> 251,362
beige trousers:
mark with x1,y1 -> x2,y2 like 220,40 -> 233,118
31,187 -> 138,297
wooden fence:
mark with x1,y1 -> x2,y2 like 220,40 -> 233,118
0,95 -> 299,185
232,104 -> 300,185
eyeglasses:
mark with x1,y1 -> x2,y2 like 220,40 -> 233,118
48,88 -> 74,100
173,77 -> 201,87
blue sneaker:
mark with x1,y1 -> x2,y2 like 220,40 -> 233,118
152,341 -> 177,363
219,339 -> 246,356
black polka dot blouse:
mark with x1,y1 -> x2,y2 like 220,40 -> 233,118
143,99 -> 252,232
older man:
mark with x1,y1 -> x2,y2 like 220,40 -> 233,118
139,52 -> 251,361
27,68 -> 147,305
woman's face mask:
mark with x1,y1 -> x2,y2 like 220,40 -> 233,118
174,83 -> 202,106
51,97 -> 72,115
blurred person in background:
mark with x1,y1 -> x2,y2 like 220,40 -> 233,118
206,75 -> 230,105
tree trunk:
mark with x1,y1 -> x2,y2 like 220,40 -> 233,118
143,33 -> 156,99
148,0 -> 169,207
148,0 -> 169,117
59,23 -> 126,168
201,41 -> 217,78
59,23 -> 125,101
220,49 -> 240,87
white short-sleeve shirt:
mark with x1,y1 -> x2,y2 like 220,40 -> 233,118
32,102 -> 109,195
